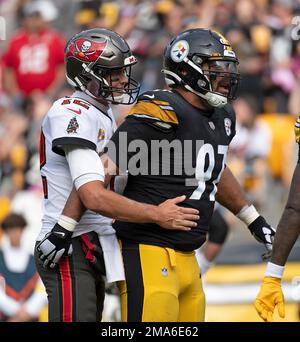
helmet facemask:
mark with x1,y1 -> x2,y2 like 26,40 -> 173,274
79,59 -> 140,105
201,60 -> 240,104
166,57 -> 240,108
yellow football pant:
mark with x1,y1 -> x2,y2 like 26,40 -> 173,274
118,242 -> 205,322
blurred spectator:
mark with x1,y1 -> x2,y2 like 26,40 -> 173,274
0,213 -> 47,322
184,0 -> 217,29
0,92 -> 28,197
1,0 -> 65,107
259,112 -> 296,190
74,0 -> 104,29
289,40 -> 300,116
265,0 -> 295,112
7,93 -> 49,253
10,160 -> 43,254
229,96 -> 272,207
136,0 -> 186,91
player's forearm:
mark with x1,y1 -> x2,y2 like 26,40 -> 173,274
61,187 -> 86,222
216,166 -> 250,214
78,181 -> 159,223
271,209 -> 300,266
271,164 -> 300,266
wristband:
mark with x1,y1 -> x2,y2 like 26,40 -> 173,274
236,204 -> 260,225
57,215 -> 78,232
265,262 -> 285,279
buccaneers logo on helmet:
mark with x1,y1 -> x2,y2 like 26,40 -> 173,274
66,38 -> 107,62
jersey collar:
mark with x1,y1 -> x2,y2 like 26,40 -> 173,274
71,91 -> 110,114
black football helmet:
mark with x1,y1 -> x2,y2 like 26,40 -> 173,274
162,29 -> 240,108
65,28 -> 140,104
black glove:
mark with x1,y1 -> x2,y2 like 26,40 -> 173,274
36,223 -> 73,269
248,216 -> 276,260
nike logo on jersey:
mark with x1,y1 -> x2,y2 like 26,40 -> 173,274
67,108 -> 82,115
143,94 -> 155,99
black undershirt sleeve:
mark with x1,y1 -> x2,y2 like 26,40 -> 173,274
52,137 -> 96,156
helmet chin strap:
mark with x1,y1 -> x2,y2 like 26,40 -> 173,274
163,70 -> 228,108
181,57 -> 228,108
200,91 -> 227,108
183,84 -> 228,108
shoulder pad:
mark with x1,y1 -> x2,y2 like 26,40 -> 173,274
295,117 -> 300,143
128,93 -> 178,125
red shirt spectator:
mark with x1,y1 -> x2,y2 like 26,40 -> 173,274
2,1 -> 65,98
2,28 -> 65,95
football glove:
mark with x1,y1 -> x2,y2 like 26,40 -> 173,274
36,223 -> 73,269
248,216 -> 276,255
254,276 -> 285,322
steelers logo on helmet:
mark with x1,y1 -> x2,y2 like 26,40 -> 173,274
170,40 -> 189,63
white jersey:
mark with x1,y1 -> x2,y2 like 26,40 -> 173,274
37,91 -> 117,240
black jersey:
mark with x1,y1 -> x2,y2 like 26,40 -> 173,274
108,89 -> 236,251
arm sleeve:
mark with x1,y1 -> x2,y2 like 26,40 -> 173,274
64,145 -> 105,190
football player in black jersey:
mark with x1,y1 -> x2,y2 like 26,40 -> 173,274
51,29 -> 275,322
104,29 -> 275,322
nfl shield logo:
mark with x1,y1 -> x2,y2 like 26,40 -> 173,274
224,118 -> 232,136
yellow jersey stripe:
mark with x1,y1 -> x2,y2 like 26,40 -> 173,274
128,101 -> 179,125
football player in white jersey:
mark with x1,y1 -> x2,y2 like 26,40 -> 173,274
35,28 -> 199,322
